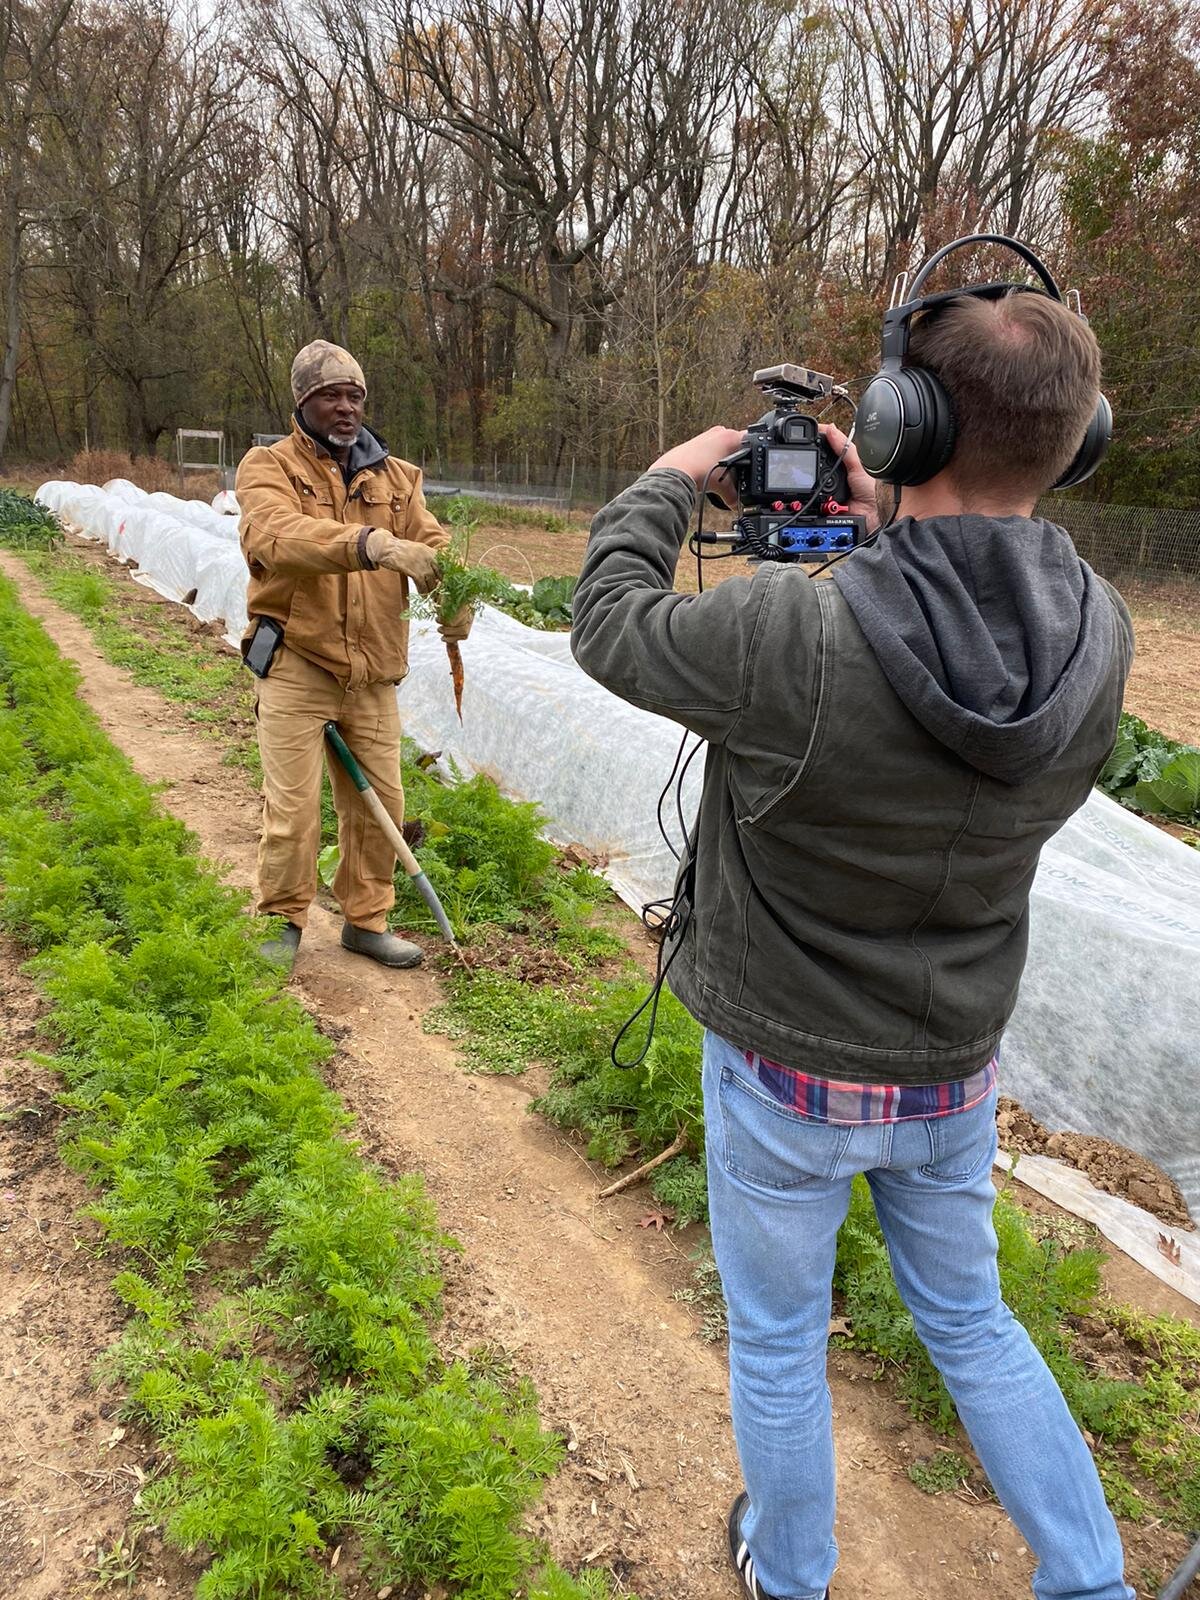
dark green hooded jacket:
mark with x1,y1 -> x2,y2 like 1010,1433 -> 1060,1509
570,469 -> 1132,1084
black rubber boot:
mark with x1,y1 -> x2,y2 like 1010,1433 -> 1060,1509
340,922 -> 423,969
260,921 -> 302,970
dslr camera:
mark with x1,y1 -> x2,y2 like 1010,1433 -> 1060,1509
700,365 -> 868,561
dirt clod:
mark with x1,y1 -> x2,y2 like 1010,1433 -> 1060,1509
559,841 -> 609,871
998,1096 -> 1192,1229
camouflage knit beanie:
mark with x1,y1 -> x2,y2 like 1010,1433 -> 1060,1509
291,340 -> 367,409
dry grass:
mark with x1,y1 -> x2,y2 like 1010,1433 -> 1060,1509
65,449 -> 221,500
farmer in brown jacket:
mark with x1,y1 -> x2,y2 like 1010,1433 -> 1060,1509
236,339 -> 469,970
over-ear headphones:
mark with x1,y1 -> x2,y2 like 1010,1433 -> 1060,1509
855,233 -> 1111,491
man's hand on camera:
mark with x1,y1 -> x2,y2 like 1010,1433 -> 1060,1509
363,528 -> 440,592
819,424 -> 880,533
650,426 -> 746,507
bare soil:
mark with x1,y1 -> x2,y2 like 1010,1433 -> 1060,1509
1122,610 -> 1200,749
998,1099 -> 1193,1231
0,548 -> 1194,1596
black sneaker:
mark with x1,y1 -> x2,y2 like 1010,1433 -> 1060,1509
727,1492 -> 829,1600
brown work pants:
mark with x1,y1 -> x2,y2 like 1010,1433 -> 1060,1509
254,645 -> 405,932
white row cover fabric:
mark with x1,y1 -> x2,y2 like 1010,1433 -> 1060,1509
36,479 -> 248,646
31,480 -> 1200,1223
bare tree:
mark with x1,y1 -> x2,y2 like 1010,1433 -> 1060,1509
47,0 -> 243,453
846,0 -> 1114,285
0,0 -> 74,464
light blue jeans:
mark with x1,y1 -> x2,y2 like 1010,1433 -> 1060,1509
702,1031 -> 1133,1600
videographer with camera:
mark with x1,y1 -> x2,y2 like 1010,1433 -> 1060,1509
570,239 -> 1135,1600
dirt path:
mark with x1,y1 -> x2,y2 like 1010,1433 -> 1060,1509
0,943 -> 199,1598
1122,607 -> 1200,747
0,551 -> 1188,1596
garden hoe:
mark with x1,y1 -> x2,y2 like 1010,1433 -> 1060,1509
323,722 -> 470,971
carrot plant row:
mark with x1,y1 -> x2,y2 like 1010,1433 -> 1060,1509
0,571 -> 621,1600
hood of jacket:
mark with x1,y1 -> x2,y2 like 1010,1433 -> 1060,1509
831,513 -> 1122,785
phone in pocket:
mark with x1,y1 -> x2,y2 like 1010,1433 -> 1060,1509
244,616 -> 285,678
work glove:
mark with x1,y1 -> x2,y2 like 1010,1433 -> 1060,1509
363,527 -> 439,593
438,604 -> 474,644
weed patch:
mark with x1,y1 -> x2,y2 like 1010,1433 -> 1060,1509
426,493 -> 575,536
672,1246 -> 727,1342
25,550 -> 255,728
0,574 -> 625,1600
906,1451 -> 974,1495
428,973 -> 709,1224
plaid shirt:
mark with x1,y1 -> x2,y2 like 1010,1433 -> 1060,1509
745,1051 -> 998,1124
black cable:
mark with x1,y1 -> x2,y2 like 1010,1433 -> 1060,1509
610,885 -> 692,1069
674,735 -> 704,856
689,460 -> 733,589
612,472 -> 718,1069
655,728 -> 698,863
612,780 -> 699,1069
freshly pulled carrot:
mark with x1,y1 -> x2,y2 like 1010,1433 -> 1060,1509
446,639 -> 465,721
418,506 -> 510,723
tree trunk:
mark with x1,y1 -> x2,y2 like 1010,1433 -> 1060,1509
0,205 -> 24,467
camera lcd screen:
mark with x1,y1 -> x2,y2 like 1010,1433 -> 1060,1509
766,447 -> 818,493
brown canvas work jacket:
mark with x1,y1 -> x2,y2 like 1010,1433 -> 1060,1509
237,418 -> 447,688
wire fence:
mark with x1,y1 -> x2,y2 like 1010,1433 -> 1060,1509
1038,496 -> 1200,591
421,457 -> 638,511
420,459 -> 1199,596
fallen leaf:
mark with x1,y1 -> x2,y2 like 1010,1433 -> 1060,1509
103,1426 -> 126,1450
1158,1232 -> 1182,1266
330,1545 -> 341,1569
637,1211 -> 668,1231
828,1317 -> 853,1337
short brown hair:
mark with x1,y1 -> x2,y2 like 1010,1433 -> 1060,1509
906,290 -> 1101,499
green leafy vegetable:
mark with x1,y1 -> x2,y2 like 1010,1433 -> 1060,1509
531,575 -> 576,624
0,569 -> 629,1600
0,487 -> 62,548
1136,751 -> 1200,819
1098,712 -> 1200,825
